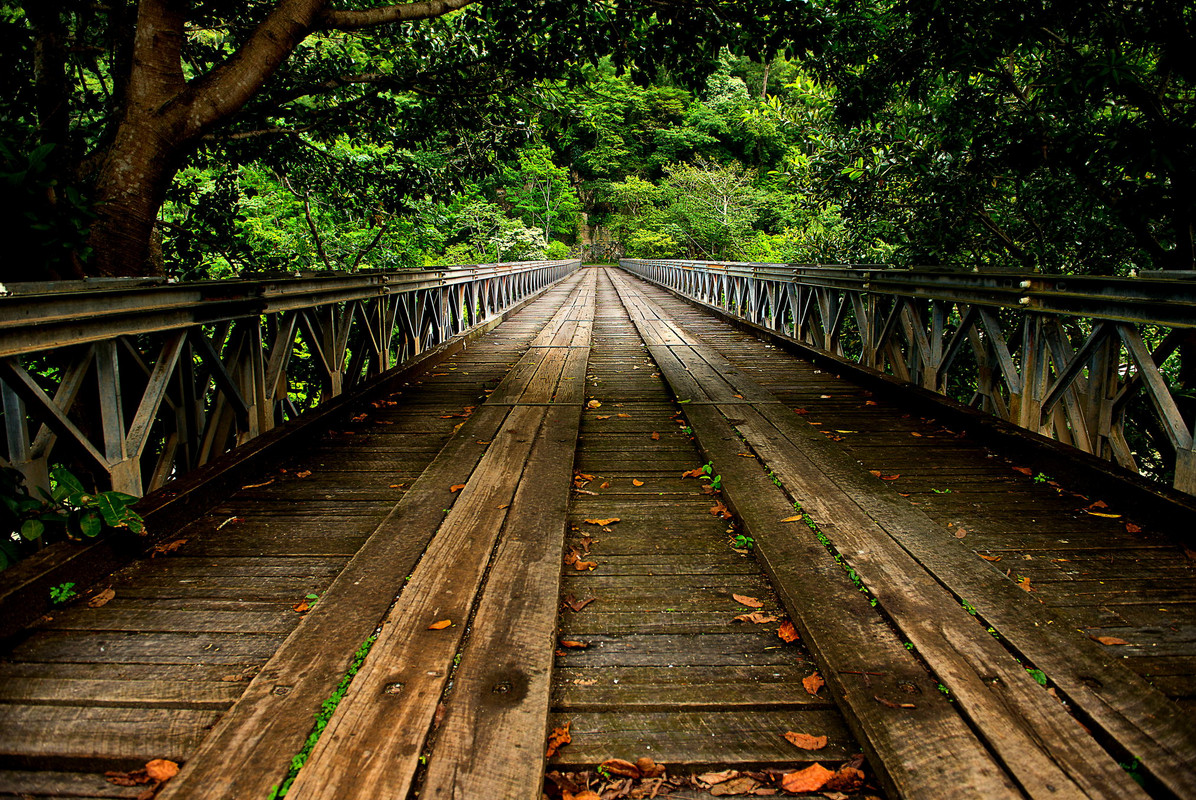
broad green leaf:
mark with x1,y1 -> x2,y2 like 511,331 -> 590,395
79,512 -> 102,538
95,493 -> 128,527
20,519 -> 44,541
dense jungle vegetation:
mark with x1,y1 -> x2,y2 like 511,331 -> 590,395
0,0 -> 1193,281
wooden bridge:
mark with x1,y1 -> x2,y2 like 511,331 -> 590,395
1,262 -> 1194,799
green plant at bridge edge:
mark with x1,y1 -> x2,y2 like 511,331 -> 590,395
1,466 -> 145,572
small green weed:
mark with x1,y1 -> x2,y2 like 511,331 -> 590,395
1033,472 -> 1051,484
49,582 -> 77,605
1025,668 -> 1047,686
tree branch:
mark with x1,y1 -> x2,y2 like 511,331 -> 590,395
318,0 -> 480,31
278,172 -> 334,270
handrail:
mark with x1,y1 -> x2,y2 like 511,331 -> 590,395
0,260 -> 580,496
621,259 -> 1196,495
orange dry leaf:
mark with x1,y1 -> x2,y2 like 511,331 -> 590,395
709,500 -> 732,519
574,560 -> 598,571
584,518 -> 620,526
295,470 -> 312,478
910,432 -> 923,437
802,672 -> 825,695
681,467 -> 707,478
428,619 -> 452,630
1016,576 -> 1035,593
145,760 -> 180,782
600,481 -> 610,489
780,515 -> 803,522
1013,466 -> 1033,475
781,763 -> 834,793
559,640 -> 590,649
651,432 -> 661,441
586,400 -> 602,409
575,472 -> 595,481
794,408 -> 810,415
632,479 -> 644,487
1125,522 -> 1143,534
293,601 -> 310,614
733,611 -> 779,624
777,621 -> 800,643
617,413 -> 632,418
826,766 -> 866,792
449,484 -> 466,493
600,759 -> 642,778
595,414 -> 612,419
980,553 -> 1002,562
1095,635 -> 1129,646
546,722 -> 571,757
783,731 -> 828,750
732,594 -> 764,608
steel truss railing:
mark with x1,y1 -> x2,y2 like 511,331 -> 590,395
0,261 -> 580,496
621,259 -> 1196,495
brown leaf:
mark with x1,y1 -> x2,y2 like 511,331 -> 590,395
777,621 -> 800,643
780,763 -> 834,793
802,672 -> 825,696
1016,576 -> 1035,593
1094,635 -> 1130,646
1013,466 -> 1033,475
733,594 -> 764,608
825,766 -> 866,792
567,792 -> 601,800
546,722 -> 571,758
710,776 -> 760,795
617,413 -> 632,418
979,553 -> 1002,562
635,757 -> 666,779
733,611 -> 779,624
697,770 -> 740,786
595,414 -> 612,419
88,588 -> 116,609
575,472 -> 595,481
559,640 -> 590,649
783,731 -> 828,750
681,467 -> 707,478
292,601 -> 310,614
150,538 -> 187,557
599,758 -> 641,778
563,593 -> 596,612
865,400 -> 879,406
1125,522 -> 1143,534
584,518 -> 620,526
780,515 -> 803,522
793,408 -> 810,415
574,560 -> 598,571
600,481 -> 610,489
428,619 -> 452,630
954,528 -> 968,538
709,500 -> 733,519
294,469 -> 312,478
145,759 -> 179,782
650,431 -> 660,440
586,400 -> 602,409
564,549 -> 580,566
632,479 -> 644,487
106,769 -> 152,787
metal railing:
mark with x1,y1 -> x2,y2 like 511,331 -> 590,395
0,261 -> 580,496
621,259 -> 1196,495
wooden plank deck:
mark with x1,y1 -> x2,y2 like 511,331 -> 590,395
2,266 -> 1195,799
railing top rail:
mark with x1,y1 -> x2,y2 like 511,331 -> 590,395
0,260 -> 578,358
621,259 -> 1196,329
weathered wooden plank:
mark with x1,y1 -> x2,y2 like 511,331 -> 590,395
551,665 -> 822,709
9,632 -> 285,665
0,677 -> 238,709
0,706 -> 221,769
547,709 -> 855,767
39,608 -> 294,635
0,769 -> 146,798
282,281 -> 594,800
421,280 -> 594,800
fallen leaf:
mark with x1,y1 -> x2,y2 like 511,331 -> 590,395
794,408 -> 810,415
584,518 -> 620,526
600,481 -> 610,489
733,611 -> 779,624
636,756 -> 666,778
600,759 -> 641,778
825,766 -> 866,792
568,793 -> 601,800
428,619 -> 452,630
681,467 -> 707,478
105,769 -> 152,787
563,594 -> 596,612
564,549 -> 580,566
632,479 -> 644,487
777,621 -> 800,642
145,760 -> 179,782
710,776 -> 760,795
617,413 -> 632,418
1125,522 -> 1143,534
1016,576 -> 1035,593
1094,635 -> 1129,645
697,770 -> 740,786
1089,500 -> 1110,509
88,588 -> 115,608
802,672 -> 825,695
574,560 -> 598,571
783,731 -> 828,750
737,452 -> 755,457
559,640 -> 590,649
546,722 -> 571,757
449,484 -> 466,493
780,515 -> 803,523
781,763 -> 834,793
1013,465 -> 1033,475
954,528 -> 968,538
586,400 -> 602,409
351,413 -> 368,422
151,538 -> 187,556
819,394 -> 833,399
295,470 -> 312,478
651,432 -> 660,440
293,601 -> 310,614
865,400 -> 879,406
979,553 -> 1002,562
710,500 -> 733,519
910,432 -> 923,437
241,478 -> 275,489
595,414 -> 612,419
575,472 -> 595,481
733,594 -> 764,608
